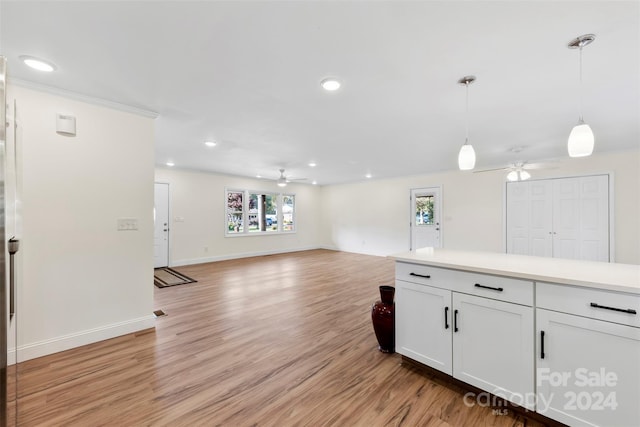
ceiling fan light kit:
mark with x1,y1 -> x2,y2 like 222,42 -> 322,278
506,169 -> 531,182
567,34 -> 596,158
274,168 -> 307,187
457,75 -> 477,171
277,169 -> 288,187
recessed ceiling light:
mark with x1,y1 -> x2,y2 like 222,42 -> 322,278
256,175 -> 262,178
204,141 -> 217,147
320,78 -> 341,91
166,161 -> 175,167
365,173 -> 372,179
20,55 -> 56,72
312,181 -> 318,185
308,162 -> 317,167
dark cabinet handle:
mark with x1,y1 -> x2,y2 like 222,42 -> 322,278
590,303 -> 637,315
540,330 -> 545,359
410,272 -> 430,279
474,283 -> 503,292
8,238 -> 19,320
454,309 -> 459,332
444,307 -> 449,329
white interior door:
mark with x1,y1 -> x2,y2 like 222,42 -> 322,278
410,187 -> 442,250
154,183 -> 169,268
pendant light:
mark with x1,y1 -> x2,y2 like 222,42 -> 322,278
567,34 -> 596,157
458,75 -> 476,170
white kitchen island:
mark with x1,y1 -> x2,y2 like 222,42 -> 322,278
391,248 -> 640,427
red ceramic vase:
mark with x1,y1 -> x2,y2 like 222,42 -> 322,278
371,285 -> 395,353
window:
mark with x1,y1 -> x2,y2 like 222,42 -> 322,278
225,189 -> 296,236
415,194 -> 434,226
282,194 -> 295,232
227,191 -> 244,233
248,192 -> 278,233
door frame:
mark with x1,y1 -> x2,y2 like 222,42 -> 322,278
409,185 -> 443,250
154,181 -> 171,268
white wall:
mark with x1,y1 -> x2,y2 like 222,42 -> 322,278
320,149 -> 640,265
9,85 -> 155,361
154,168 -> 322,265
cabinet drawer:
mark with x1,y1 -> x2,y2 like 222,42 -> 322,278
537,282 -> 640,328
396,262 -> 533,306
396,262 -> 457,289
447,270 -> 533,306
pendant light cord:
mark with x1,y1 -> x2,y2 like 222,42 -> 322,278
465,81 -> 470,144
579,45 -> 584,123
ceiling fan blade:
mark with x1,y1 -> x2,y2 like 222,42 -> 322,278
286,177 -> 307,182
523,162 -> 555,170
473,167 -> 509,173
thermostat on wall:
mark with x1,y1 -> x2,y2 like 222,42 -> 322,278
56,113 -> 76,136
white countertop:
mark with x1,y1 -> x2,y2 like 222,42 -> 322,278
391,248 -> 640,294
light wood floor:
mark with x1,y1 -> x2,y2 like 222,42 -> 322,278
12,250 -> 549,426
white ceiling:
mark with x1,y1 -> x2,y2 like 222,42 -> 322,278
1,1 -> 638,185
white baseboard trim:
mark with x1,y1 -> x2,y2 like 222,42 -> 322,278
11,315 -> 156,363
171,245 -> 329,267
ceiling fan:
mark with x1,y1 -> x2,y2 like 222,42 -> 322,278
274,169 -> 307,187
474,161 -> 555,181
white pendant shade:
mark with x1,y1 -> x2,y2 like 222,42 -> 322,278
458,143 -> 476,170
568,122 -> 594,157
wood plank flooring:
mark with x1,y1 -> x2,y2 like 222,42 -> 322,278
12,250 -> 549,426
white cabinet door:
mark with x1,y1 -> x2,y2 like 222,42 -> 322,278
395,280 -> 452,374
537,309 -> 640,427
452,293 -> 534,410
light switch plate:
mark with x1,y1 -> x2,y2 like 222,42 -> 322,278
117,218 -> 138,231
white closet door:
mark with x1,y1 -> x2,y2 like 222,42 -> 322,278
578,175 -> 610,261
506,180 -> 552,257
552,178 -> 582,259
553,175 -> 609,262
506,175 -> 609,262
529,180 -> 553,257
506,182 -> 530,255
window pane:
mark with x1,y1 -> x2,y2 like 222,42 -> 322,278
415,195 -> 434,225
283,195 -> 295,232
227,213 -> 243,233
227,191 -> 243,212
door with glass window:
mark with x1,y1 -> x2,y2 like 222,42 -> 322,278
410,187 -> 442,250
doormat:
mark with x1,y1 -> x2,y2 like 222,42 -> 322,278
154,267 -> 197,288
